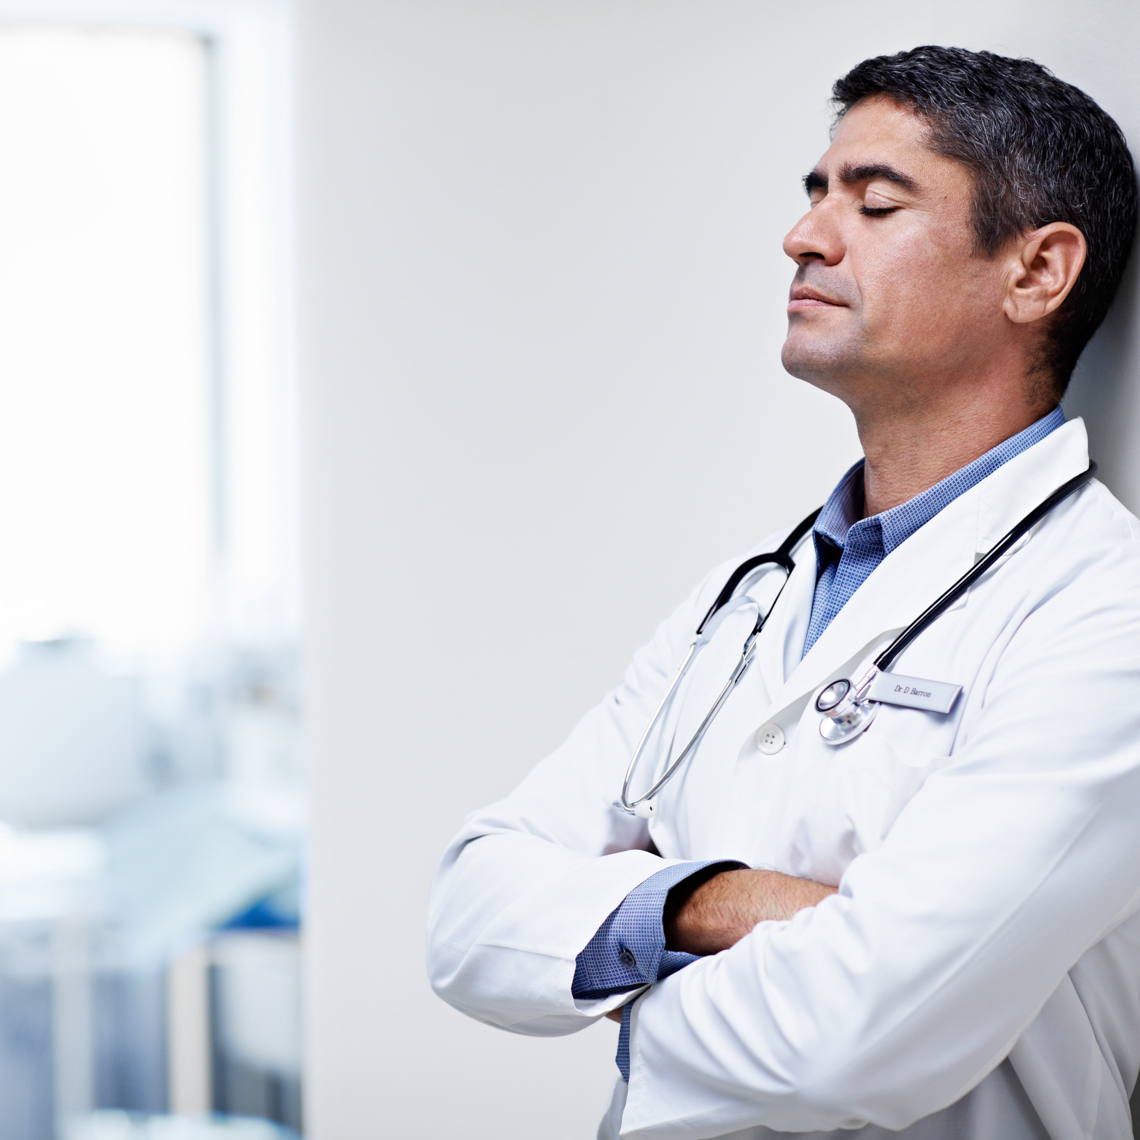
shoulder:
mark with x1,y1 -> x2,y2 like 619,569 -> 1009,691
1084,478 -> 1140,544
998,478 -> 1140,657
1044,477 -> 1140,574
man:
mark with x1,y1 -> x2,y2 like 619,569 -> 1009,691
427,46 -> 1140,1139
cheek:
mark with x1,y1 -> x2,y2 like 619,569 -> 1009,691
857,237 -> 998,344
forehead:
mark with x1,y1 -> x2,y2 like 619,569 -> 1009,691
817,95 -> 972,195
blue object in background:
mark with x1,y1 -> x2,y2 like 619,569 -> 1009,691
220,882 -> 300,933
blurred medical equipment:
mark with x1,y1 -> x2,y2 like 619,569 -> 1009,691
0,642 -> 305,1140
67,1110 -> 298,1139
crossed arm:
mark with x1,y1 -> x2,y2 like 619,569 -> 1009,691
603,868 -> 837,1022
429,523 -> 1140,1136
666,866 -> 838,952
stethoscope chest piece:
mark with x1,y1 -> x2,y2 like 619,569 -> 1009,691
816,676 -> 878,745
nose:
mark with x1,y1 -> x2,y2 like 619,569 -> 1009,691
783,201 -> 844,267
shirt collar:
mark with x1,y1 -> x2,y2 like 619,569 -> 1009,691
812,405 -> 1066,563
813,460 -> 866,557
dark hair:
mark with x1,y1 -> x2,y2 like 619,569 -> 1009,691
833,46 -> 1138,395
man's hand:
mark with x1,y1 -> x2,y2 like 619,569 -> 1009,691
665,868 -> 836,956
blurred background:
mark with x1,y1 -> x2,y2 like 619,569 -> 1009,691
0,1 -> 1139,1139
0,2 -> 300,1137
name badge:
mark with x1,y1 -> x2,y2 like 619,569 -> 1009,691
867,671 -> 961,715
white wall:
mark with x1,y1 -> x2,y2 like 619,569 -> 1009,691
296,3 -> 1140,1136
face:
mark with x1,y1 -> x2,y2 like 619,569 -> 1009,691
781,97 -> 1010,411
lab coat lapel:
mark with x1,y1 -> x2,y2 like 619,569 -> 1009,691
752,536 -> 819,700
757,416 -> 1092,724
777,492 -> 979,715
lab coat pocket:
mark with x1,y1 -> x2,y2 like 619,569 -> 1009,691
835,729 -> 953,854
878,750 -> 953,840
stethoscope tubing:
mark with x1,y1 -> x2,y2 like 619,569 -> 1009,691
618,509 -> 819,815
871,462 -> 1095,674
618,461 -> 1096,813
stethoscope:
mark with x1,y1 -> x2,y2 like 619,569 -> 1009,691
617,463 -> 1095,818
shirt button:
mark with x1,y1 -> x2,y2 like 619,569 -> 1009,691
618,947 -> 636,968
755,723 -> 785,755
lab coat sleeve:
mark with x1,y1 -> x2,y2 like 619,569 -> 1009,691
426,546 -> 774,1037
620,556 -> 1140,1138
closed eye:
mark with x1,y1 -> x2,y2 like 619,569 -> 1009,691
860,205 -> 900,217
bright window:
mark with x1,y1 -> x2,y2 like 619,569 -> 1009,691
0,26 -> 212,659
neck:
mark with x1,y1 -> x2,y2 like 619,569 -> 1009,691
854,386 -> 1055,518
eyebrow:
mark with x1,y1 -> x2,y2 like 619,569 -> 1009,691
802,162 -> 920,196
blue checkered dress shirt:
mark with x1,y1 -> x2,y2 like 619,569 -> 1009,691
573,406 -> 1065,1080
803,406 -> 1064,655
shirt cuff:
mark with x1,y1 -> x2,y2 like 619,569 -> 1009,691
571,859 -> 744,1000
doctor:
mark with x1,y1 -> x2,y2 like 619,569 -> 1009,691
428,46 -> 1140,1140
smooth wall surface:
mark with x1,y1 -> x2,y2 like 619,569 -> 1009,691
296,3 -> 1140,1136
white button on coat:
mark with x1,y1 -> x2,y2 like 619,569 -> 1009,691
755,723 -> 785,754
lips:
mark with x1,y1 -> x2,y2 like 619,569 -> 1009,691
788,286 -> 843,308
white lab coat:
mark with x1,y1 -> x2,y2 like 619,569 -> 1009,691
427,417 -> 1140,1140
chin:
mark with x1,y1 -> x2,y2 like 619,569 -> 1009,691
780,335 -> 855,388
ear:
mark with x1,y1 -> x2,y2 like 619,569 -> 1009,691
1003,223 -> 1087,325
